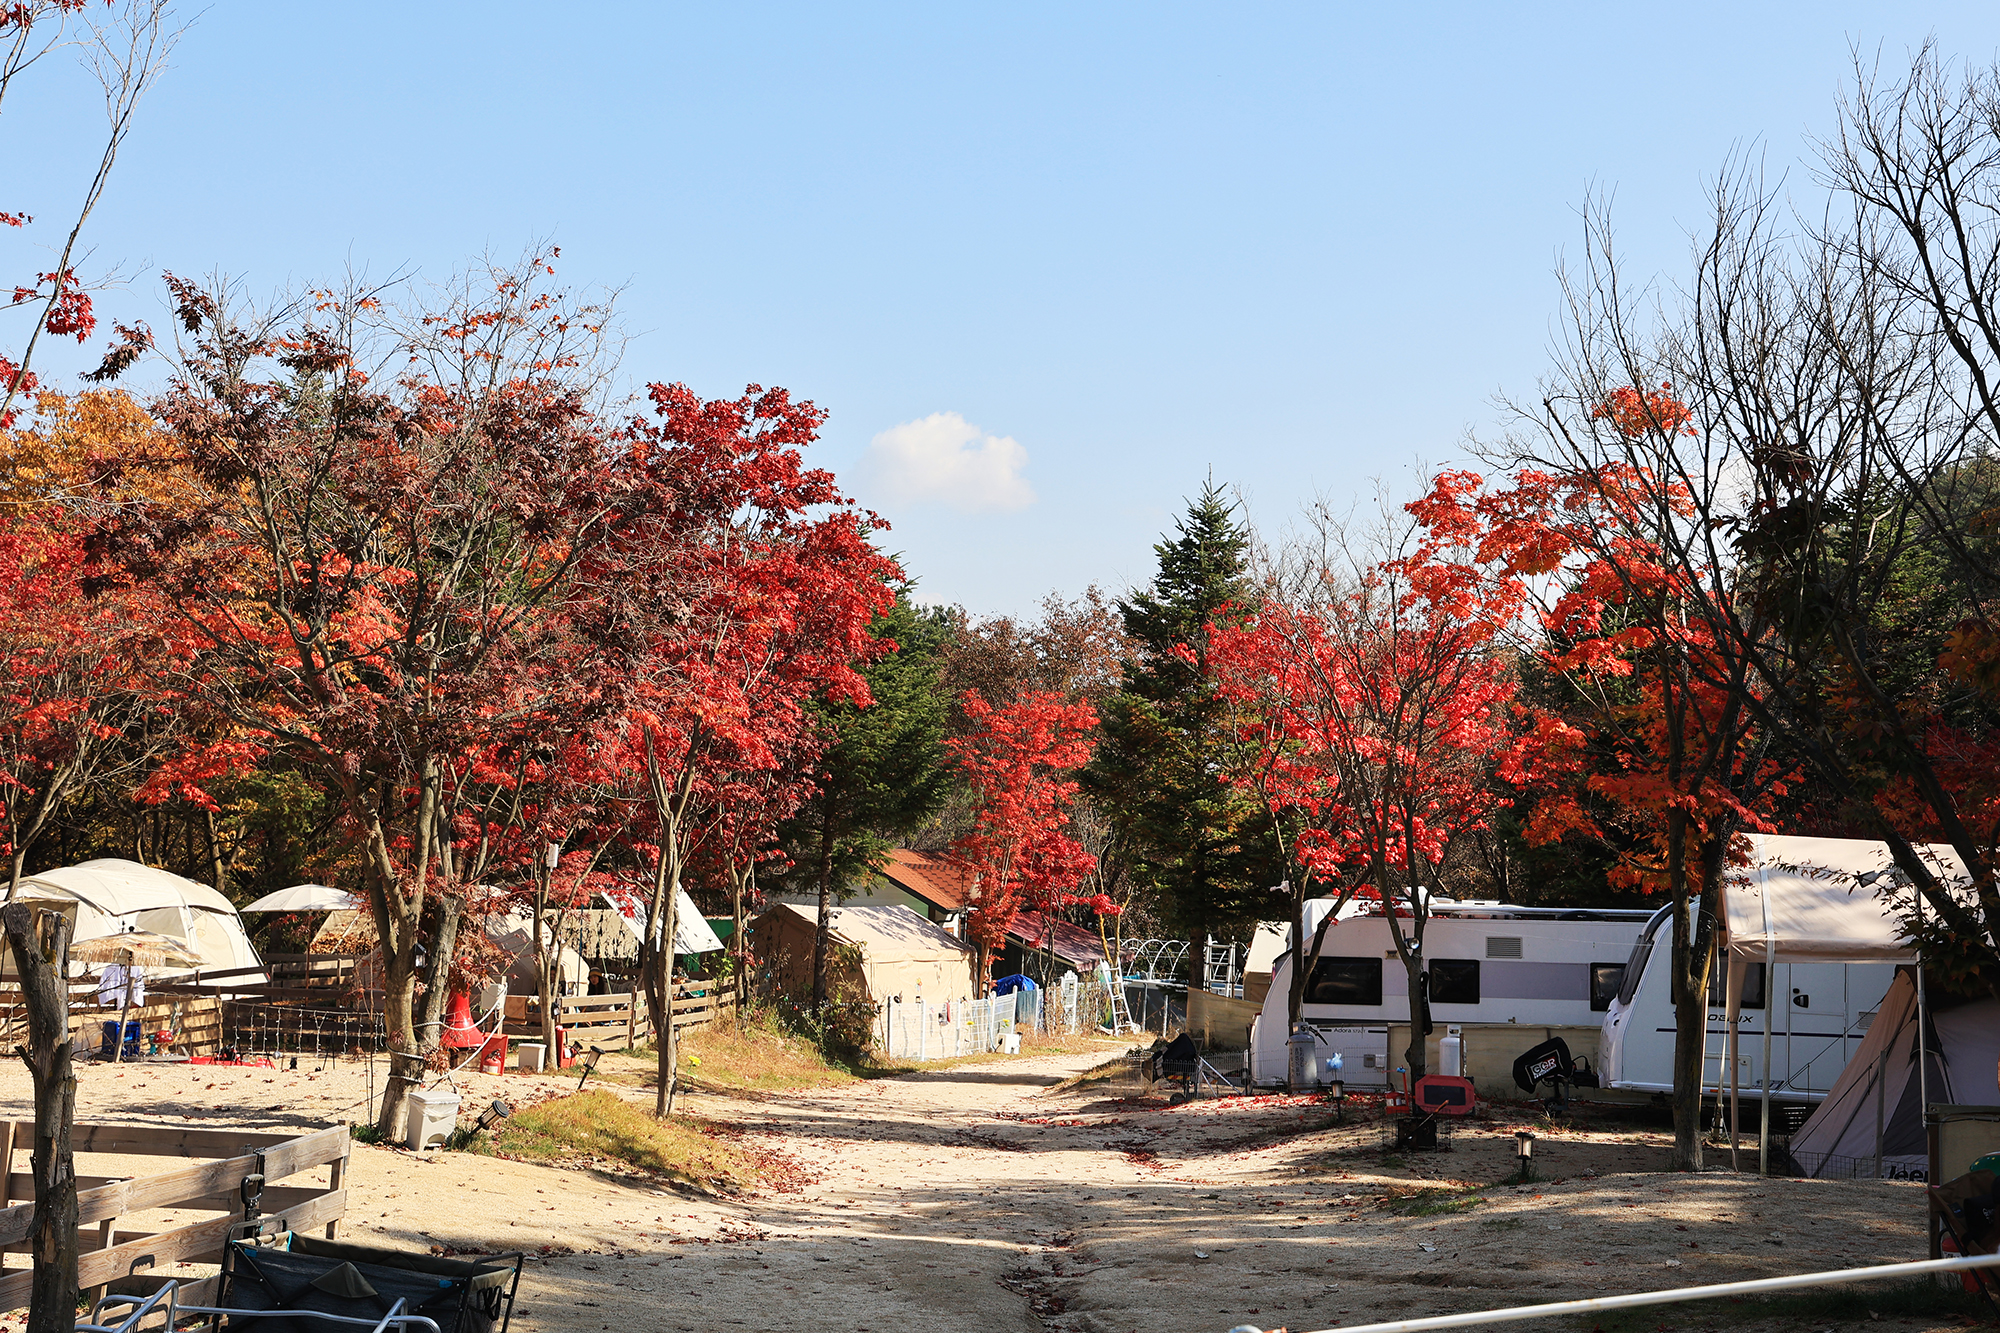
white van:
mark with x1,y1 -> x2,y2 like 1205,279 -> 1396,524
1595,902 -> 1896,1102
1249,898 -> 1654,1088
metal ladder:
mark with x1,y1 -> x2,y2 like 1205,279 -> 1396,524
1203,938 -> 1240,996
1106,979 -> 1135,1034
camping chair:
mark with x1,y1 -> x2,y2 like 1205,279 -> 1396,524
1929,1169 -> 2000,1320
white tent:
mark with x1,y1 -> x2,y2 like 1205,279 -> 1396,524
1786,970 -> 2000,1179
600,887 -> 725,956
1716,834 -> 1974,1170
10,859 -> 265,980
485,906 -> 592,998
240,884 -> 360,913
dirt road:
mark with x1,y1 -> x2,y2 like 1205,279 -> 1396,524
0,1048 -> 1952,1333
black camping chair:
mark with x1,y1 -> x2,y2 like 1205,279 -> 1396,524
1148,1033 -> 1203,1102
198,1226 -> 525,1333
1511,1036 -> 1597,1115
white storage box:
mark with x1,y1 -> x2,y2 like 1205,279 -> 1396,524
406,1087 -> 461,1152
517,1043 -> 547,1073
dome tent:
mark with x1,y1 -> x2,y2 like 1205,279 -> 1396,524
8,858 -> 265,981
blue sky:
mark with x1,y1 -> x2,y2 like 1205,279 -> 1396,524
13,3 -> 2000,615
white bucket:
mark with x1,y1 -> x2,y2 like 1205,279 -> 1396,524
517,1043 -> 547,1073
405,1087 -> 461,1152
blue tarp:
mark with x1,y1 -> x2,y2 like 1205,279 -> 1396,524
993,973 -> 1039,995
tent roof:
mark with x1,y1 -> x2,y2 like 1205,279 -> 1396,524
1718,835 -> 1969,964
757,902 -> 971,962
15,859 -> 238,922
877,849 -> 973,912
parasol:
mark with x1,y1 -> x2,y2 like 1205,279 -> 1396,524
239,884 -> 360,913
70,930 -> 204,968
72,930 -> 204,1064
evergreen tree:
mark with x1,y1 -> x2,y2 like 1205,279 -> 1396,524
780,591 -> 954,1007
1084,483 -> 1281,977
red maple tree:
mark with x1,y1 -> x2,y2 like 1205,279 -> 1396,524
947,690 -> 1099,986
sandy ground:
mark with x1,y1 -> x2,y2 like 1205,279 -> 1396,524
0,1048 -> 1963,1333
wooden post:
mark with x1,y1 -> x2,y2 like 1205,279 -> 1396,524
0,1120 -> 14,1208
325,1154 -> 345,1239
626,990 -> 636,1051
89,1217 -> 116,1306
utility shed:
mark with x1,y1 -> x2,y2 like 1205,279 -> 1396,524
751,903 -> 976,1007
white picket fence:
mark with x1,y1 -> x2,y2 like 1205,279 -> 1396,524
875,976 -> 1118,1060
877,995 -> 1015,1060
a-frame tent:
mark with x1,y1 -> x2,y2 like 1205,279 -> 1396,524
1786,969 -> 2000,1179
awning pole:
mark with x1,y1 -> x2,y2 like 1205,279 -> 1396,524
1912,879 -> 1928,1120
1758,934 -> 1774,1175
1726,950 -> 1741,1171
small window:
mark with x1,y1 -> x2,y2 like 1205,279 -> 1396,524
1590,963 -> 1625,1011
1486,936 -> 1523,959
1705,961 -> 1767,1009
1429,959 -> 1481,1005
1304,956 -> 1383,1006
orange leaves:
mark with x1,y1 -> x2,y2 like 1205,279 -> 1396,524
1592,383 -> 1694,440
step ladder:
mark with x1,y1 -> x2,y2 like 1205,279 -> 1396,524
1203,938 -> 1240,997
1106,980 -> 1136,1034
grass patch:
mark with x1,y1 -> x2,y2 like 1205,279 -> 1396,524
1381,1186 -> 1486,1217
588,1009 -> 857,1096
1576,1276 -> 1995,1331
479,1090 -> 762,1193
1478,1216 -> 1523,1230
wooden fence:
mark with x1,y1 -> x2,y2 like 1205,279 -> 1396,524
0,1121 -> 349,1310
503,983 -> 737,1050
0,987 -> 224,1059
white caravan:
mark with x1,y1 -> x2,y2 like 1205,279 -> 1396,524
1595,900 -> 1896,1102
1249,898 -> 1655,1088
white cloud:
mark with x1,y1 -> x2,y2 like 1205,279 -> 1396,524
862,411 -> 1036,513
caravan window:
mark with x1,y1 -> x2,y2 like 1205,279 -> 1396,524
1618,907 -> 1672,1006
1305,956 -> 1383,1006
1429,959 -> 1480,1005
1706,960 -> 1767,1009
1590,963 -> 1625,1011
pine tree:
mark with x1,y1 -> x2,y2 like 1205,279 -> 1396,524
780,592 -> 954,1007
1084,483 -> 1281,980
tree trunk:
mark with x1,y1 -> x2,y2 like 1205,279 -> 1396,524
730,857 -> 750,1028
657,872 -> 679,1117
2,903 -> 77,1333
1668,931 -> 1712,1172
812,800 -> 837,1010
1386,890 -> 1429,1082
535,865 -> 558,1055
375,942 -> 422,1140
414,895 -> 463,1064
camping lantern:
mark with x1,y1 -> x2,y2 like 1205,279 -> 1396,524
473,1099 -> 511,1135
1514,1130 -> 1536,1181
1325,1052 -> 1345,1121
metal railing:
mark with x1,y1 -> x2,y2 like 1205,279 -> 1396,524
1224,1251 -> 2000,1333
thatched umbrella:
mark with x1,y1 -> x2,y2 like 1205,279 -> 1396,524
71,930 -> 204,1063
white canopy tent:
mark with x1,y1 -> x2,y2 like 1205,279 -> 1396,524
9,859 -> 265,981
240,884 -> 360,914
1716,834 -> 1969,1171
